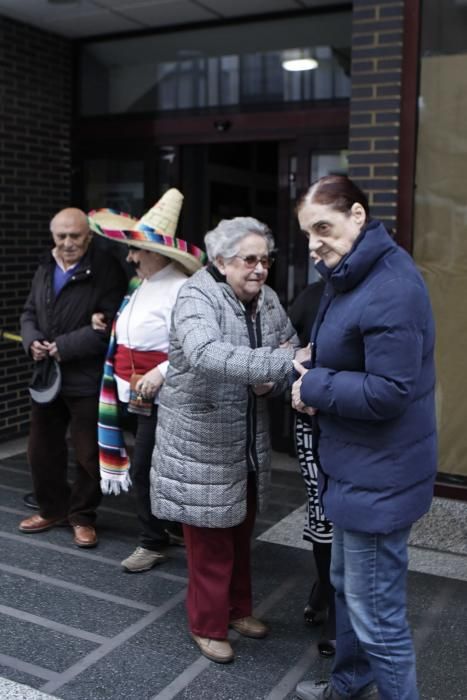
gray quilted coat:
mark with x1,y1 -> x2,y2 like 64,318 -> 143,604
150,267 -> 299,528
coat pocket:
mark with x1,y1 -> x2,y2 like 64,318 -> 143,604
179,403 -> 218,414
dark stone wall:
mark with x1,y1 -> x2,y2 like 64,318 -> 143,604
0,16 -> 72,441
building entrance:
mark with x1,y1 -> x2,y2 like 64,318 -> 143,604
79,130 -> 348,305
77,109 -> 348,452
178,141 -> 282,289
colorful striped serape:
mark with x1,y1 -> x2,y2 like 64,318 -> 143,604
98,277 -> 141,495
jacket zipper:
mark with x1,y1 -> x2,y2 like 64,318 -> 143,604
245,306 -> 261,471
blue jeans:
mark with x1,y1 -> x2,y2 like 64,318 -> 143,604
330,526 -> 419,700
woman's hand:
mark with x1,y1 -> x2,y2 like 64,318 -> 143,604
291,360 -> 317,416
136,366 -> 164,400
253,382 -> 274,396
91,312 -> 107,331
294,344 -> 311,365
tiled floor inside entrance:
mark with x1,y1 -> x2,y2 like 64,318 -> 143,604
0,439 -> 466,700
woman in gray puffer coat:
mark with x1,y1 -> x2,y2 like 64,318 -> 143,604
150,217 -> 308,664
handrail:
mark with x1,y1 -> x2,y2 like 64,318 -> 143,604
0,330 -> 22,343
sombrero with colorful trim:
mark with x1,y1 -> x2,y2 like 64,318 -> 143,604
87,188 -> 206,275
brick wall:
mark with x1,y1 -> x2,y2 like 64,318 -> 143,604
348,0 -> 405,232
0,16 -> 72,441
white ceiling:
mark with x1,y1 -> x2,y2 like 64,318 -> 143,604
0,0 -> 341,38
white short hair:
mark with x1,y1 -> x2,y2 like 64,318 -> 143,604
204,217 -> 275,262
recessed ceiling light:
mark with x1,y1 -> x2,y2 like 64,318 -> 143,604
282,58 -> 318,72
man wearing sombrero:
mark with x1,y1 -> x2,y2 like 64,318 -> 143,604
88,188 -> 206,573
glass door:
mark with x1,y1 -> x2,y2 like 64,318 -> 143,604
278,139 -> 348,306
79,145 -> 181,218
271,138 -> 348,453
83,158 -> 145,216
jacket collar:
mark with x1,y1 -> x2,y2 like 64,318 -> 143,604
316,219 -> 396,293
42,241 -> 95,274
207,262 -> 226,284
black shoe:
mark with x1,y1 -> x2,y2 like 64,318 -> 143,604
318,601 -> 336,657
317,638 -> 336,658
23,492 -> 39,510
304,582 -> 328,626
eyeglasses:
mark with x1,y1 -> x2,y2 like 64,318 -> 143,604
232,254 -> 275,269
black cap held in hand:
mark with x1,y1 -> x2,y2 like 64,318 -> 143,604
29,357 -> 61,404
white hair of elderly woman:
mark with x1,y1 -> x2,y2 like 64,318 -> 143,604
204,217 -> 275,262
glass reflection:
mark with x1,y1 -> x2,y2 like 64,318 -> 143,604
80,13 -> 350,115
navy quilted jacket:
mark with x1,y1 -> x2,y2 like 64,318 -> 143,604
300,220 -> 437,534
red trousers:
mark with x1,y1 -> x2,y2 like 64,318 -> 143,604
183,475 -> 257,640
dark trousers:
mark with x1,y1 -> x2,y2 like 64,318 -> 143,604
121,405 -> 171,550
28,394 -> 102,526
183,475 -> 257,639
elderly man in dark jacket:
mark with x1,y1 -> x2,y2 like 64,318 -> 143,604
19,207 -> 126,548
292,176 -> 436,700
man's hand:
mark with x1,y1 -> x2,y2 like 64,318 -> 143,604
44,341 -> 61,362
291,360 -> 317,416
30,340 -> 49,362
91,312 -> 107,331
136,366 -> 164,400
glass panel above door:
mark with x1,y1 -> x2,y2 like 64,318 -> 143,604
80,12 -> 351,116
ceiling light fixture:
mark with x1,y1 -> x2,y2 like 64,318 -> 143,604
282,58 -> 318,72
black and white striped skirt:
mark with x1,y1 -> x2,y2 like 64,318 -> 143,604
295,414 -> 333,545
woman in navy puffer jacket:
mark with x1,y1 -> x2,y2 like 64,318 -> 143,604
292,176 -> 436,700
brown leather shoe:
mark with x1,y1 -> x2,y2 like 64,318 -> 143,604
72,525 -> 97,548
190,634 -> 234,663
19,513 -> 66,533
229,616 -> 269,638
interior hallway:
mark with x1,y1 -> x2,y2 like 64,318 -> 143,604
0,439 -> 465,700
